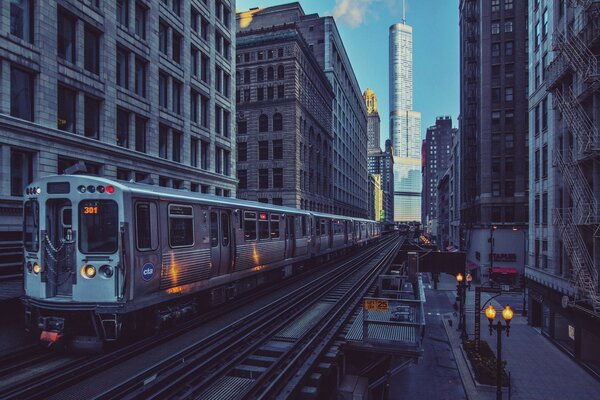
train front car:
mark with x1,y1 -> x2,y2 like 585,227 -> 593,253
23,176 -> 126,350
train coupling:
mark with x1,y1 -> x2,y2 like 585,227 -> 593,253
38,317 -> 65,348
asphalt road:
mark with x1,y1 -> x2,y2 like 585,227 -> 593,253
389,275 -> 467,400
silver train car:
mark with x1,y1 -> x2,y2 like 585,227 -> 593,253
22,175 -> 380,348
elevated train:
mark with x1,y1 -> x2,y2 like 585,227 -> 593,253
22,175 -> 380,348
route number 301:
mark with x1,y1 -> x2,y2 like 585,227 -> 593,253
364,299 -> 389,311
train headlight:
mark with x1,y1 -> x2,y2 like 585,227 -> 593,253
81,265 -> 97,279
32,263 -> 42,274
97,185 -> 105,193
87,185 -> 96,193
77,185 -> 87,193
99,265 -> 113,278
26,262 -> 33,273
35,187 -> 41,195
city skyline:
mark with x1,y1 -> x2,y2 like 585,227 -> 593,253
237,0 -> 460,146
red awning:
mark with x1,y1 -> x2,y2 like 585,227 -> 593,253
490,267 -> 518,274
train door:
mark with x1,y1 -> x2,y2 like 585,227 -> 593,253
285,216 -> 296,258
210,209 -> 232,276
45,199 -> 75,297
328,220 -> 334,248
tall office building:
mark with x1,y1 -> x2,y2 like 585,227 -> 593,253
389,22 -> 421,222
422,116 -> 454,234
364,88 -> 381,152
1,0 -> 236,272
527,0 -> 600,369
235,8 -> 334,211
459,0 -> 529,281
368,139 -> 395,225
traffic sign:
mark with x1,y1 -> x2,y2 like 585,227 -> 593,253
364,298 -> 389,311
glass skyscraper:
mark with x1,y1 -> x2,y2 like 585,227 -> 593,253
389,23 -> 421,222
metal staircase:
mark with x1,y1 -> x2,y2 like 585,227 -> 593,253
554,149 -> 597,225
554,209 -> 600,312
552,88 -> 598,153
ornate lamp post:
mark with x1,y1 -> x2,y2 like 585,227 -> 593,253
486,304 -> 513,400
456,273 -> 467,340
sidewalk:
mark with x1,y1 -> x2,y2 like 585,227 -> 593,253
437,273 -> 600,400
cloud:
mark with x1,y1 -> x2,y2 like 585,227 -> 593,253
332,0 -> 375,28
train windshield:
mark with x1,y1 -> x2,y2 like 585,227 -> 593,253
79,200 -> 118,253
24,200 -> 39,252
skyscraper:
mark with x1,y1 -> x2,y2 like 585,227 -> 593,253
389,23 -> 422,222
364,88 -> 381,152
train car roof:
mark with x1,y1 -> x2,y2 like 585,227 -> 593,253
33,174 -> 376,223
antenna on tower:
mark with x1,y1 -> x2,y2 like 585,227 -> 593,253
402,0 -> 406,24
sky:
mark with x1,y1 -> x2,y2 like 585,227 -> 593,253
236,0 -> 460,148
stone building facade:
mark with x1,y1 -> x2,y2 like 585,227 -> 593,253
235,20 -> 334,211
0,0 -> 236,273
368,139 -> 395,225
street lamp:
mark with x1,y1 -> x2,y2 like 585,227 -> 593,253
456,273 -> 467,340
486,304 -> 513,400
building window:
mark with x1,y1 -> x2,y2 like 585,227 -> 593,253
117,47 -> 129,89
277,85 -> 284,99
10,66 -> 34,121
215,105 -> 222,134
10,0 -> 34,43
257,87 -> 264,101
172,80 -> 182,114
10,149 -> 33,196
159,71 -> 168,108
117,0 -> 129,27
190,90 -> 199,123
273,168 -> 283,188
191,7 -> 199,32
273,140 -> 283,159
535,103 -> 540,135
267,67 -> 274,80
84,96 -> 100,139
542,192 -> 548,224
244,70 -> 251,84
201,140 -> 209,170
542,145 -> 548,178
191,137 -> 198,167
172,32 -> 182,64
492,87 -> 501,104
215,146 -> 222,174
491,43 -> 500,57
244,89 -> 251,102
504,20 -> 513,33
535,149 -> 540,180
172,0 -> 181,16
505,63 -> 514,78
504,133 -> 514,150
84,26 -> 100,74
491,22 -> 500,34
200,94 -> 209,128
135,57 -> 146,97
259,114 -> 268,132
491,0 -> 499,12
201,16 -> 209,41
159,21 -> 168,55
505,110 -> 514,126
277,65 -> 285,79
201,53 -> 209,82
259,140 -> 269,160
535,22 -> 540,48
542,10 -> 548,39
238,169 -> 247,189
505,0 -> 513,9
492,182 -> 501,197
223,149 -> 230,176
505,157 -> 514,173
273,113 -> 283,131
259,169 -> 269,189
58,11 -> 76,63
267,86 -> 274,100
491,111 -> 501,125
58,85 -> 76,132
257,68 -> 264,81
172,130 -> 182,162
505,87 -> 513,102
135,116 -> 146,152
159,125 -> 168,159
116,108 -> 129,147
223,110 -> 230,137
238,120 -> 247,134
238,142 -> 247,162
135,2 -> 146,38
542,97 -> 548,131
505,41 -> 513,56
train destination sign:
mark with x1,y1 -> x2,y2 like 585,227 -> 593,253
364,298 -> 389,311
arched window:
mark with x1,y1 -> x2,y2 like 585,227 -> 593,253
277,65 -> 284,79
259,114 -> 268,132
267,67 -> 274,80
257,68 -> 264,82
244,70 -> 250,84
273,113 -> 283,131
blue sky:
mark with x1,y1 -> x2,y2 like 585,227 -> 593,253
236,0 -> 459,148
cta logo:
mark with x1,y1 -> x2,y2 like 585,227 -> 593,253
142,263 -> 154,281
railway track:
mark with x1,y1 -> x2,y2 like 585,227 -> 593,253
1,238 -> 393,400
94,235 -> 400,400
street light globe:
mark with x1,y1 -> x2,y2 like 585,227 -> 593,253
485,305 -> 496,321
502,305 -> 514,322
456,273 -> 464,282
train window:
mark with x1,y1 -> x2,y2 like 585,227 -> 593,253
136,202 -> 158,251
79,200 -> 118,253
320,219 -> 326,236
244,211 -> 257,241
259,212 -> 270,240
210,212 -> 218,247
24,200 -> 39,252
270,214 -> 280,238
301,216 -> 307,237
168,204 -> 194,248
222,213 -> 230,246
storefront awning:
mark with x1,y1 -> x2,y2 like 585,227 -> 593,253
490,267 -> 518,274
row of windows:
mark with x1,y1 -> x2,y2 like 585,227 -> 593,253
238,168 -> 284,189
238,66 -> 285,84
236,48 -> 285,64
237,140 -> 284,162
491,20 -> 513,35
534,145 -> 549,181
491,0 -> 513,12
236,113 -> 284,134
491,41 -> 515,57
533,97 -> 549,135
236,85 -> 285,103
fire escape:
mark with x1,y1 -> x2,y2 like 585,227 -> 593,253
548,2 -> 600,313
